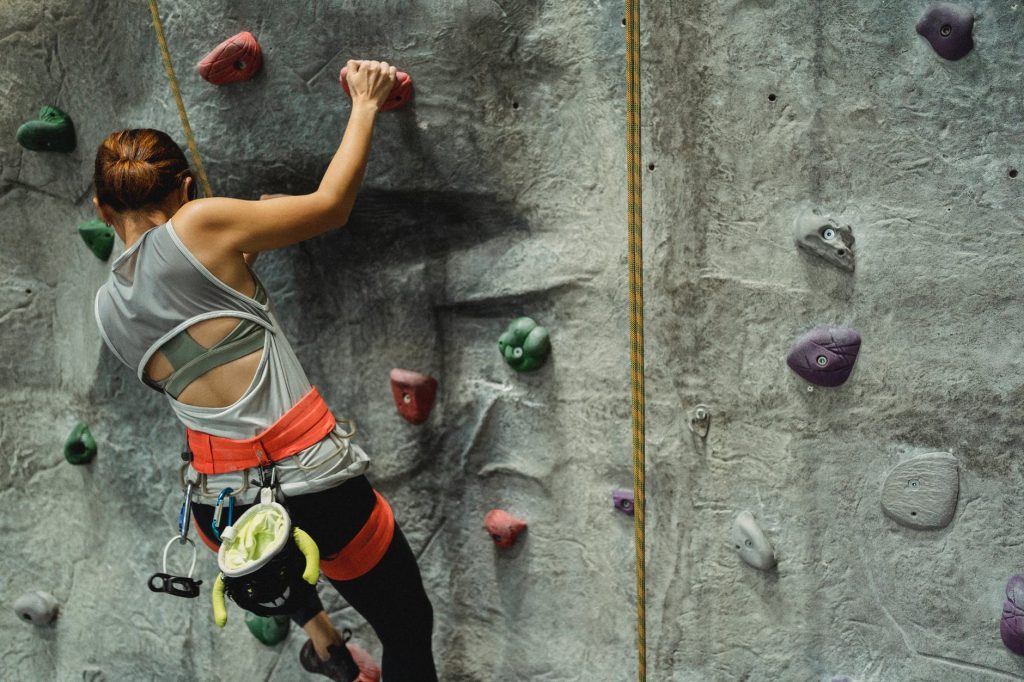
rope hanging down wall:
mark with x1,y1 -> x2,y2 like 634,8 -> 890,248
624,0 -> 647,680
147,0 -> 213,198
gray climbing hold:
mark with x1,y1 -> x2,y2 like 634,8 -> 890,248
731,511 -> 777,571
792,206 -> 855,272
880,452 -> 959,530
82,667 -> 106,682
14,590 -> 59,625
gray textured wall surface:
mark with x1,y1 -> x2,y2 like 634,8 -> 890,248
2,0 -> 1023,681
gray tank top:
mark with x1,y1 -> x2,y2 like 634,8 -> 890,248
94,221 -> 369,503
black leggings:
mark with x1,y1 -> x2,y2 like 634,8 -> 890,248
192,475 -> 438,681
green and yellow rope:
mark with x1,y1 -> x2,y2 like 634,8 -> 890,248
624,0 -> 646,680
147,0 -> 213,198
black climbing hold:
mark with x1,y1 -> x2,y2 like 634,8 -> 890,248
64,422 -> 97,465
916,3 -> 975,61
16,105 -> 76,152
78,220 -> 115,261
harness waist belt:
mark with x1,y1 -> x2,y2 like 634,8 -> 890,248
186,386 -> 336,475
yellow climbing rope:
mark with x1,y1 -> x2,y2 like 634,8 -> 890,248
624,0 -> 646,680
147,0 -> 213,198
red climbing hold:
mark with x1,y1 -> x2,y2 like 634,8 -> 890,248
349,642 -> 381,682
484,509 -> 527,549
389,368 -> 438,425
339,67 -> 413,111
197,31 -> 262,85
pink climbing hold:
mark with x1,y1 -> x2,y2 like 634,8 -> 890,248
339,66 -> 413,111
349,642 -> 382,682
197,31 -> 262,85
484,509 -> 527,549
389,368 -> 438,425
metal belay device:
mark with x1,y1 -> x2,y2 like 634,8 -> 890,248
211,486 -> 320,626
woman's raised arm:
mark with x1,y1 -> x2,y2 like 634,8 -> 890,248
173,59 -> 398,254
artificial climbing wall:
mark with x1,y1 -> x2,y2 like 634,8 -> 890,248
2,0 -> 1022,681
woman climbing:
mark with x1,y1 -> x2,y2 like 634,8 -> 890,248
92,59 -> 439,682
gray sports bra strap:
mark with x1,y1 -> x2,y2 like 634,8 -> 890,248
161,332 -> 206,369
147,277 -> 269,398
160,320 -> 266,398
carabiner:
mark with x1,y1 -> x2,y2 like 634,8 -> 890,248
253,464 -> 278,490
177,481 -> 194,544
211,487 -> 235,542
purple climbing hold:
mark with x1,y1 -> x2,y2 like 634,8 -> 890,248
612,489 -> 634,515
1001,575 -> 1024,655
786,325 -> 861,387
916,3 -> 975,61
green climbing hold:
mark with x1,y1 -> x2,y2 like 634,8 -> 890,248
498,317 -> 551,372
245,612 -> 290,646
63,422 -> 96,465
16,106 -> 76,153
78,220 -> 115,261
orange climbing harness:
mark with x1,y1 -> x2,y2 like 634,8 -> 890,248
193,489 -> 395,581
186,387 -> 337,475
319,491 -> 395,581
624,0 -> 647,680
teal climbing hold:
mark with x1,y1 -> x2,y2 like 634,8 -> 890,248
78,220 -> 115,261
498,317 -> 551,372
63,422 -> 96,465
16,105 -> 76,153
245,612 -> 290,646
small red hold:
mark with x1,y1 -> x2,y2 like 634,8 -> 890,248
197,31 -> 262,85
484,509 -> 527,549
389,368 -> 438,425
339,67 -> 413,111
349,642 -> 382,682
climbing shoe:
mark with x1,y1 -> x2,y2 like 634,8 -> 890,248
299,636 -> 360,681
